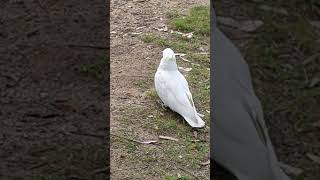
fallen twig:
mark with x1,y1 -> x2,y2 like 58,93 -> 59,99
175,53 -> 186,57
111,134 -> 158,144
159,135 -> 178,141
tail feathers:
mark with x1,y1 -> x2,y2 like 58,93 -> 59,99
183,113 -> 205,128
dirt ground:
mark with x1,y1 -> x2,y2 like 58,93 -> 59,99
0,1 -> 108,179
110,0 -> 209,179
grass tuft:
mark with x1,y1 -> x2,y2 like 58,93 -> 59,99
170,6 -> 210,35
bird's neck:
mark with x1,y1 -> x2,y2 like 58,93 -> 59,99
159,59 -> 178,71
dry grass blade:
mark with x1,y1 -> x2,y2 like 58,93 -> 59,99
178,67 -> 192,72
303,53 -> 320,65
180,57 -> 191,62
175,53 -> 186,57
139,140 -> 158,144
159,135 -> 178,141
307,153 -> 320,164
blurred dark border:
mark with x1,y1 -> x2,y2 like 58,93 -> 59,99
0,0 -> 110,179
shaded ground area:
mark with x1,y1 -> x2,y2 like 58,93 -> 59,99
214,0 -> 320,179
0,1 -> 108,179
111,0 -> 210,179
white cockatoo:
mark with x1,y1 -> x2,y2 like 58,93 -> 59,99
154,48 -> 205,128
211,4 -> 291,179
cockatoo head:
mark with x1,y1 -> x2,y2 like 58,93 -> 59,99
162,48 -> 176,61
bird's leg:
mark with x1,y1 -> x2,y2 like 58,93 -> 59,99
157,100 -> 167,110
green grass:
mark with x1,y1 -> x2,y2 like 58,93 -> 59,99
146,89 -> 158,100
169,6 -> 210,35
142,5 -> 210,53
113,103 -> 209,179
142,33 -> 206,53
134,79 -> 151,89
126,142 -> 138,153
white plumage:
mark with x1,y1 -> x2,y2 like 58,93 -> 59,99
154,48 -> 205,128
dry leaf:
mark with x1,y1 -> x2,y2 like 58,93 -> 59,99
159,135 -> 178,141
